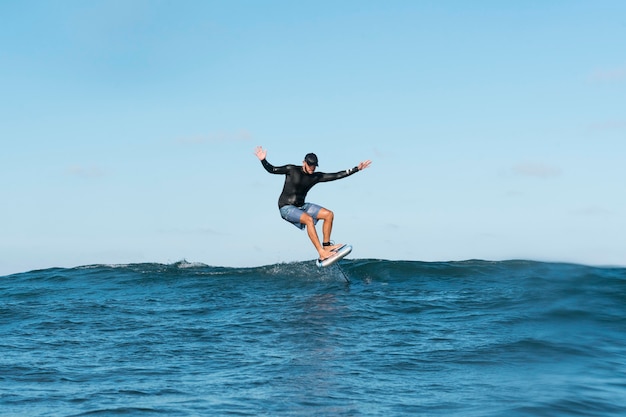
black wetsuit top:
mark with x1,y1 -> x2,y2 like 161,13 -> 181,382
261,159 -> 358,208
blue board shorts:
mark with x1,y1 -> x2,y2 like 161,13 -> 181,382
279,203 -> 322,230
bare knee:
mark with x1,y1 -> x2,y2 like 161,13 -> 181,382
319,208 -> 334,221
300,213 -> 315,226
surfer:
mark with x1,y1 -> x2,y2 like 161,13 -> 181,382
255,146 -> 371,261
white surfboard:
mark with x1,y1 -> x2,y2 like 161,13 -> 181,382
316,244 -> 352,268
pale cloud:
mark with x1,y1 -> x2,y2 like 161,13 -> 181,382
589,65 -> 626,82
176,130 -> 252,145
512,162 -> 561,179
198,227 -> 224,236
66,165 -> 106,178
587,120 -> 626,131
158,227 -> 224,236
505,190 -> 525,197
372,147 -> 386,159
572,206 -> 613,217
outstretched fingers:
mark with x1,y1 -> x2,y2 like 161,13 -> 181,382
359,160 -> 372,170
254,146 -> 267,160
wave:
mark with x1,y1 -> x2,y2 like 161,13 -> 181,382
4,258 -> 625,281
2,258 -> 625,416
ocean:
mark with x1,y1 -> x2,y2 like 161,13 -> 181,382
1,259 -> 625,416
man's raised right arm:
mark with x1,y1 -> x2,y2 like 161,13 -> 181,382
255,146 -> 288,174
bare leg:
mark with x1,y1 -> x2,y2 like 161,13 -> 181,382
316,208 -> 343,251
300,212 -> 334,260
316,208 -> 334,244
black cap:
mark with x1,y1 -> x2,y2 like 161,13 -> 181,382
304,153 -> 319,167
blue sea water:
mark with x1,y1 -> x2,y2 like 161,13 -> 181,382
1,259 -> 625,416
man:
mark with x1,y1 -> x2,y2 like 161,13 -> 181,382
255,146 -> 372,261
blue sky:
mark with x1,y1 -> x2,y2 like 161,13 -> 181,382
1,0 -> 625,275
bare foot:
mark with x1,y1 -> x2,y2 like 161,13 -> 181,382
318,249 -> 334,261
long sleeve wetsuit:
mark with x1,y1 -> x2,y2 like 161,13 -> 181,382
260,159 -> 359,208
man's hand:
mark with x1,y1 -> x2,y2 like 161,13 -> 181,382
254,146 -> 267,161
358,160 -> 372,171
